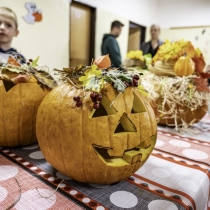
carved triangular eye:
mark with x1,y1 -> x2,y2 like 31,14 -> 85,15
114,113 -> 136,133
3,80 -> 15,92
92,103 -> 108,118
114,122 -> 125,133
91,94 -> 117,118
131,93 -> 146,113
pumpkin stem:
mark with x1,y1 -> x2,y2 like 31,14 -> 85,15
183,53 -> 187,57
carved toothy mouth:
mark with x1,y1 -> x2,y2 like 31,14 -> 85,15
93,133 -> 157,167
92,144 -> 142,166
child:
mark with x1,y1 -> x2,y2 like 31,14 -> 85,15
0,7 -> 25,63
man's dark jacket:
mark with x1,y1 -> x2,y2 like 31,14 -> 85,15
101,34 -> 121,68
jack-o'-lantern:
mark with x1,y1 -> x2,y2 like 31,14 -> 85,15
0,56 -> 57,147
36,63 -> 157,184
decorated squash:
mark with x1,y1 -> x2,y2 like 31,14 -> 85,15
140,71 -> 209,130
174,54 -> 195,76
93,54 -> 111,69
141,40 -> 209,131
0,56 -> 57,147
36,63 -> 157,184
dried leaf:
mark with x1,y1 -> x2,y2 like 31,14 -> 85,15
192,56 -> 206,73
199,72 -> 210,78
7,56 -> 21,67
32,69 -> 57,89
2,66 -> 24,73
193,77 -> 210,92
79,65 -> 102,87
0,70 -> 29,84
31,56 -> 39,67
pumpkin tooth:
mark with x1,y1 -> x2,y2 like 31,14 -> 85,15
93,144 -> 144,165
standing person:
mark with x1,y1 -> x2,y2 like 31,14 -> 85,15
141,24 -> 163,57
101,20 -> 124,68
0,7 -> 25,63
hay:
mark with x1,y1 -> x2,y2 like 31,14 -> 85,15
140,72 -> 210,131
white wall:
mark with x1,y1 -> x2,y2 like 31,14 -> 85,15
95,8 -> 129,61
76,0 -> 210,28
75,0 -> 158,27
0,0 -> 69,71
2,0 -> 209,70
157,0 -> 210,28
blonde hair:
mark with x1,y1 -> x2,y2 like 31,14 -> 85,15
150,24 -> 160,31
0,7 -> 18,29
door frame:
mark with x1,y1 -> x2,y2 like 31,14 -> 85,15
70,0 -> 96,65
128,21 -> 146,49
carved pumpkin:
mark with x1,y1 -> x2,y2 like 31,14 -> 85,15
0,80 -> 49,147
174,55 -> 195,76
33,12 -> 42,22
93,54 -> 111,69
36,83 -> 157,184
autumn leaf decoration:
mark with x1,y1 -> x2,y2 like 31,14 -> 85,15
7,56 -> 21,67
152,39 -> 210,92
152,39 -> 206,73
192,77 -> 210,92
56,57 -> 144,93
0,55 -> 57,89
79,65 -> 104,92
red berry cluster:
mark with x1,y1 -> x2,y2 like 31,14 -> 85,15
90,92 -> 102,109
73,96 -> 82,107
123,74 -> 140,87
27,58 -> 33,66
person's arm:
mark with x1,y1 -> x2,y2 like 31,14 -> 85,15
106,38 -> 122,68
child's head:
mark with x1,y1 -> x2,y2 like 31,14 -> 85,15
0,7 -> 19,46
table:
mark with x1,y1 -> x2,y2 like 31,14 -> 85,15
0,114 -> 209,210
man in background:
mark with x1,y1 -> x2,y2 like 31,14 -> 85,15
141,24 -> 163,57
101,20 -> 124,68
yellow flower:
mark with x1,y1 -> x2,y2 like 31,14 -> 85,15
153,39 -> 203,63
195,48 -> 201,57
79,65 -> 102,86
127,50 -> 144,61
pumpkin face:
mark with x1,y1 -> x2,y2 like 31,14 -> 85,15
0,80 -> 49,147
93,54 -> 111,69
174,55 -> 195,76
36,83 -> 157,184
